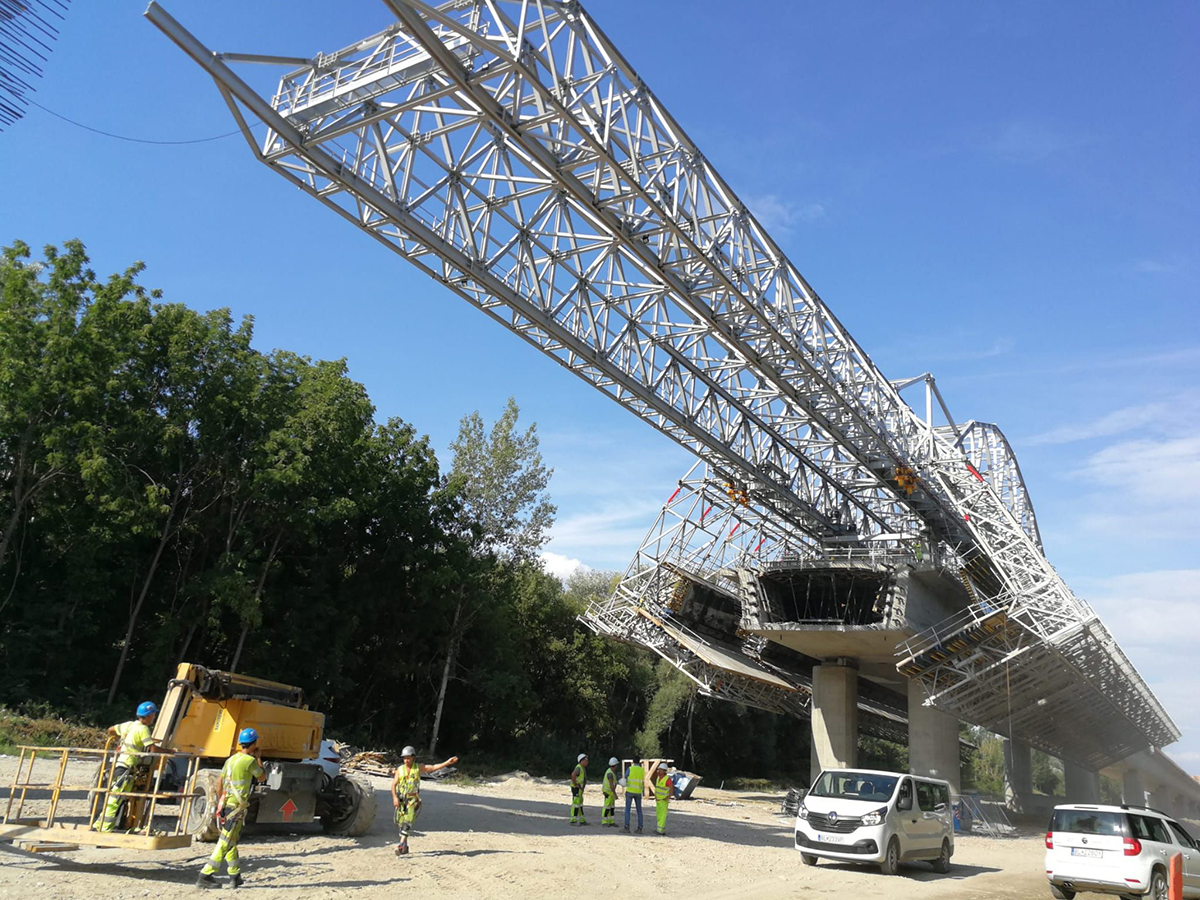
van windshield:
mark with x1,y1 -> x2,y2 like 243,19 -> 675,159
809,771 -> 898,803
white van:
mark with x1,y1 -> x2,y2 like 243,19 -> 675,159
795,768 -> 954,875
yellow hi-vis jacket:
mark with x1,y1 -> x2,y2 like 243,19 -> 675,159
626,764 -> 645,794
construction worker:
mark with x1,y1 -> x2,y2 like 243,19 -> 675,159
601,757 -> 620,827
623,759 -> 645,833
95,701 -> 159,832
197,727 -> 266,889
569,753 -> 589,825
654,766 -> 675,836
392,745 -> 459,856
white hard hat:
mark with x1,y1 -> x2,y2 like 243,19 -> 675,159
402,746 -> 417,757
609,757 -> 619,766
578,753 -> 587,762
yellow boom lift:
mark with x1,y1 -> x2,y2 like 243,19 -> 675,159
0,663 -> 375,851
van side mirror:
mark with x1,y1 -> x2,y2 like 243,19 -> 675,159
898,796 -> 913,812
935,802 -> 947,812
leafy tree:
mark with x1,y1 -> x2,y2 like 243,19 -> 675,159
448,396 -> 555,562
426,399 -> 556,754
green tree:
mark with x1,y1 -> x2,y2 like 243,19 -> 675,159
427,399 -> 556,754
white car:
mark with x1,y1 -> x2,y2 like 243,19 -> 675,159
795,768 -> 954,875
1045,803 -> 1200,899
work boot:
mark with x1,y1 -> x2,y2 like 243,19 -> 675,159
622,824 -> 630,833
230,873 -> 244,889
635,826 -> 643,834
196,872 -> 217,889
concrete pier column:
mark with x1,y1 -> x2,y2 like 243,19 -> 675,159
1065,762 -> 1100,804
1004,738 -> 1033,814
1175,795 -> 1187,820
1122,770 -> 1146,806
811,663 -> 859,781
907,680 -> 960,794
1148,787 -> 1170,813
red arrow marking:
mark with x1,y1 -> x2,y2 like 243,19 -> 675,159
280,798 -> 298,822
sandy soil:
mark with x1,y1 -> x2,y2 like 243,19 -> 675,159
0,756 -> 1054,900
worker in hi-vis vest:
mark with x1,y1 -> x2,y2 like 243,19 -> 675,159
654,767 -> 675,836
569,753 -> 589,825
391,745 -> 459,856
601,757 -> 620,827
95,701 -> 160,832
197,727 -> 266,889
623,760 -> 644,833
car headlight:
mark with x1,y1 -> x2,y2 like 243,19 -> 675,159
860,807 -> 887,826
798,803 -> 809,820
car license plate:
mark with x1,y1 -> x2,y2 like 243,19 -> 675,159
817,834 -> 845,843
1070,848 -> 1102,858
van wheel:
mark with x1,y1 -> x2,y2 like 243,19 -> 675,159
1149,868 -> 1168,900
1049,886 -> 1075,900
800,853 -> 818,866
931,838 -> 951,874
879,836 -> 901,875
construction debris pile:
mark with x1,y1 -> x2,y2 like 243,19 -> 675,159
332,742 -> 457,779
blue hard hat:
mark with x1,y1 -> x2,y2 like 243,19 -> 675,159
137,701 -> 158,718
238,727 -> 259,746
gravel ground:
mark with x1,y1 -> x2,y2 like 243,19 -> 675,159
0,755 -> 1052,900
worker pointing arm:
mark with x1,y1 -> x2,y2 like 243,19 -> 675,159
391,745 -> 459,856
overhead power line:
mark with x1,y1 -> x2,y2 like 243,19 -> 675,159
26,97 -> 262,145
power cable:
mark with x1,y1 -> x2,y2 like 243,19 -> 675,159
26,97 -> 261,145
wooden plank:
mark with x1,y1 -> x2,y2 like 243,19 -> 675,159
0,823 -> 192,851
17,841 -> 80,853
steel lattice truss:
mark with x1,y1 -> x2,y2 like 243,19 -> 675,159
147,0 -> 1179,767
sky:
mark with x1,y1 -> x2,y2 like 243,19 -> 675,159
2,1 -> 1197,768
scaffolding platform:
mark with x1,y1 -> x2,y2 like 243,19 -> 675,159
1,744 -> 200,852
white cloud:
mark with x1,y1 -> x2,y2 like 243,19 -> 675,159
991,120 -> 1092,163
1080,570 -> 1200,653
539,551 -> 590,582
1030,400 -> 1175,445
1078,435 -> 1200,508
744,193 -> 825,232
1133,259 -> 1177,274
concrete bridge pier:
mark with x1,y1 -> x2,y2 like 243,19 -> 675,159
1149,787 -> 1172,814
907,680 -> 961,794
1122,769 -> 1147,806
1065,761 -> 1101,804
1004,738 -> 1033,814
810,662 -> 859,781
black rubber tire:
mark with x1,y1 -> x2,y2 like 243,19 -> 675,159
879,836 -> 901,875
321,774 -> 377,836
188,769 -> 222,843
1149,868 -> 1169,900
800,853 -> 819,866
931,838 -> 952,874
1049,885 -> 1075,900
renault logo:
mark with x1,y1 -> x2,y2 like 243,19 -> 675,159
1082,837 -> 1088,845
829,811 -> 838,824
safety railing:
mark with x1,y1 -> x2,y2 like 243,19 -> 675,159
2,743 -> 201,839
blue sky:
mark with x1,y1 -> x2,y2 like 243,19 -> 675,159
2,1 -> 1197,769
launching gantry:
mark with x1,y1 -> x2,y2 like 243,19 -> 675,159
146,0 -> 1178,798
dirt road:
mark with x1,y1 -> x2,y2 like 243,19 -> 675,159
0,760 -> 1050,900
